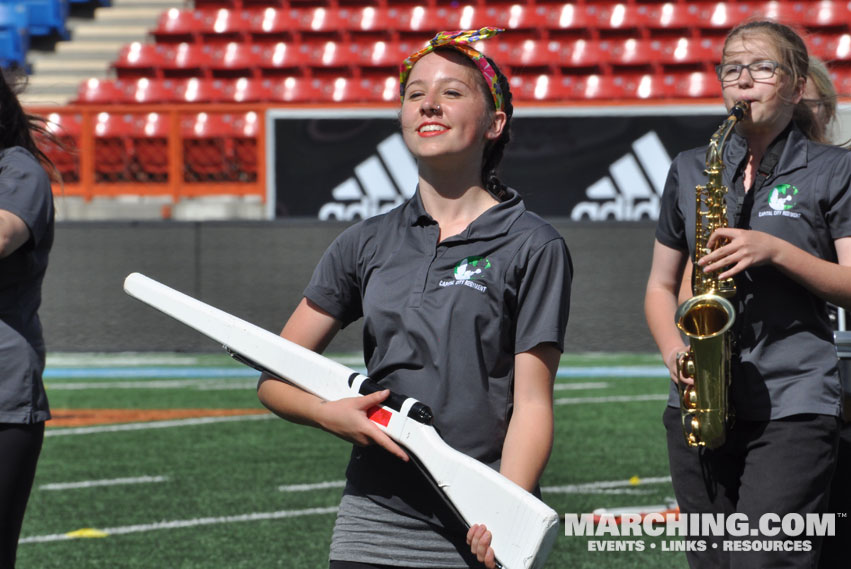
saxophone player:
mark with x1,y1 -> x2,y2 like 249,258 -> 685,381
645,20 -> 851,569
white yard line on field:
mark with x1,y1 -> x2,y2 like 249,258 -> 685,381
45,379 -> 257,390
18,507 -> 340,544
40,475 -> 168,491
45,414 -> 275,437
542,475 -> 673,494
555,394 -> 668,405
553,382 -> 609,391
278,480 -> 347,492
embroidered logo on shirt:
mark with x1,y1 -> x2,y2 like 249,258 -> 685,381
438,256 -> 490,293
758,184 -> 801,219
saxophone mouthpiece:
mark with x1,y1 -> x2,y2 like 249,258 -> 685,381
730,100 -> 750,120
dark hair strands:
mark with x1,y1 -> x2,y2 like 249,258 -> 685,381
0,68 -> 62,182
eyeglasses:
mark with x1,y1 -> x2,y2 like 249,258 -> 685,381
715,60 -> 788,82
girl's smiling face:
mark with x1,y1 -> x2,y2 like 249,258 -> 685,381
400,50 -> 505,169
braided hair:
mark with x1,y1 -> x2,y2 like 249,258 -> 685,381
480,55 -> 513,201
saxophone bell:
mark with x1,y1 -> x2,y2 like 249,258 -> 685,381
675,294 -> 736,448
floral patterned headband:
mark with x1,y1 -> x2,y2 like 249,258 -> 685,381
399,27 -> 505,111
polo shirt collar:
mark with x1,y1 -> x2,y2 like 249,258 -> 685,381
404,186 -> 526,240
727,121 -> 808,177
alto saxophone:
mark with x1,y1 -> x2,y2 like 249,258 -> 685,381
674,100 -> 749,449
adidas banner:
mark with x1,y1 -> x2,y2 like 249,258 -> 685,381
268,110 -> 723,222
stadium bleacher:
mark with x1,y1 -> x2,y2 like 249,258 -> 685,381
9,0 -> 851,217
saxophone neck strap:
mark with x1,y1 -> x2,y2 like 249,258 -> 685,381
733,124 -> 790,227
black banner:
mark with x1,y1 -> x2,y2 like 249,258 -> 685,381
270,109 -> 725,221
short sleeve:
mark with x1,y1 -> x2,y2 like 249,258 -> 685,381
0,148 -> 52,245
303,224 -> 364,327
825,149 -> 851,240
514,235 -> 572,353
655,155 -> 688,252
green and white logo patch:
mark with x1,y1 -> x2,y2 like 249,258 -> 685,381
453,256 -> 491,281
768,184 -> 799,211
759,184 -> 802,219
439,256 -> 491,293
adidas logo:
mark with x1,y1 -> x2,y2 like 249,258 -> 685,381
571,131 -> 671,222
318,133 -> 418,221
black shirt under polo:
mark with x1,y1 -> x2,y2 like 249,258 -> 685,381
304,187 -> 572,522
657,124 -> 851,420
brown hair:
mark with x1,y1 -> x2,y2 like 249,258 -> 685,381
722,20 -> 824,142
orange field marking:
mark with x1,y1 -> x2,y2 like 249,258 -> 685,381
47,408 -> 269,427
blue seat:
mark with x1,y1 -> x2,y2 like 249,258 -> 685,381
2,0 -> 69,40
0,3 -> 28,69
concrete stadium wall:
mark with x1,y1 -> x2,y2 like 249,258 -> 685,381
41,220 -> 659,354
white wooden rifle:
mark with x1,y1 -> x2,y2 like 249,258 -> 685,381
123,273 -> 559,569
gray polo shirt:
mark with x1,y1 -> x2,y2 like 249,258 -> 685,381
304,187 -> 571,522
0,147 -> 54,424
657,125 -> 851,420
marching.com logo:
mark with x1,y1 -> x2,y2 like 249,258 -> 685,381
565,512 -> 836,553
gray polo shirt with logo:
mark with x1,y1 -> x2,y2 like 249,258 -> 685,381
304,187 -> 571,528
657,125 -> 851,420
0,147 -> 54,424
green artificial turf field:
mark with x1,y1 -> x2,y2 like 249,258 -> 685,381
17,352 -> 687,569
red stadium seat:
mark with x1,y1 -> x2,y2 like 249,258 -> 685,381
246,6 -> 298,43
317,76 -> 398,102
491,38 -> 563,73
232,111 -> 259,179
210,42 -> 265,78
803,1 -> 850,29
258,41 -> 308,76
290,6 -> 348,40
639,2 -> 705,34
152,8 -> 205,44
134,112 -> 170,181
666,71 -> 723,99
606,38 -> 658,70
509,73 -> 560,102
181,112 -> 234,181
269,76 -> 328,102
297,39 -> 360,75
344,6 -> 396,41
475,4 -> 556,37
199,7 -> 251,44
808,32 -> 851,63
559,39 -> 607,72
225,77 -> 277,102
584,3 -> 646,35
41,112 -> 81,182
546,3 -> 594,37
353,40 -> 408,76
93,112 -> 136,180
391,5 -> 468,38
127,78 -> 181,103
75,78 -> 130,104
176,78 -> 230,102
113,43 -> 171,79
654,36 -> 721,67
162,43 -> 216,78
